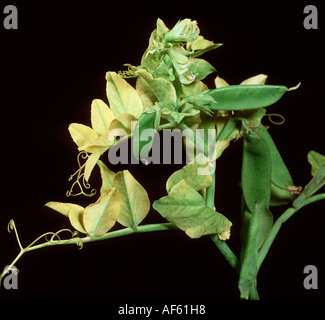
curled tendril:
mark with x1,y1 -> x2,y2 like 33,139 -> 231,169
264,113 -> 286,125
76,239 -> 84,250
24,228 -> 83,251
67,151 -> 97,197
7,219 -> 23,250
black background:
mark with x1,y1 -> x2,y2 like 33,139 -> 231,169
0,0 -> 324,304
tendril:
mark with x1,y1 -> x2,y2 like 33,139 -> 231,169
25,228 -> 82,250
7,219 -> 23,250
264,113 -> 285,125
67,151 -> 97,197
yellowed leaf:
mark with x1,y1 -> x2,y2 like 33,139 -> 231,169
68,123 -> 98,149
106,71 -> 143,119
68,206 -> 87,234
111,170 -> 150,228
91,99 -> 115,136
214,76 -> 229,88
108,113 -> 137,137
136,76 -> 157,110
45,202 -> 86,234
83,188 -> 120,237
80,134 -> 115,153
240,74 -> 268,85
84,152 -> 101,182
97,160 -> 116,194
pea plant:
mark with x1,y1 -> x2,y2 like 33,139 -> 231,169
1,18 -> 325,300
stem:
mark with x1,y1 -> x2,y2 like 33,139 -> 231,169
211,235 -> 240,273
0,223 -> 176,284
249,282 -> 260,300
257,207 -> 296,269
257,193 -> 325,270
205,155 -> 240,273
27,222 -> 177,252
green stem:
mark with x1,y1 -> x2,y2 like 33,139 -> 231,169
0,223 -> 177,284
257,193 -> 325,270
211,235 -> 240,273
249,282 -> 260,300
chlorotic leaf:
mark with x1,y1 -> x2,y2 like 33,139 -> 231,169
136,75 -> 158,110
45,202 -> 82,217
214,76 -> 229,88
45,202 -> 86,234
136,69 -> 177,105
84,152 -> 101,182
68,123 -> 98,149
153,180 -> 232,239
83,188 -> 120,237
80,134 -> 115,154
91,99 -> 115,136
106,71 -> 143,119
166,153 -> 212,193
240,74 -> 268,85
97,160 -> 116,195
111,170 -> 150,228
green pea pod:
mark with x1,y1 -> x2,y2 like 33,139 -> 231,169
257,125 -> 296,206
206,85 -> 288,111
133,106 -> 160,161
241,131 -> 271,213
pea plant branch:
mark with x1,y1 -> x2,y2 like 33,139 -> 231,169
1,18 -> 325,299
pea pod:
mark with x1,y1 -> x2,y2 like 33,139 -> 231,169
241,131 -> 271,213
206,85 -> 288,111
132,106 -> 161,161
257,125 -> 296,205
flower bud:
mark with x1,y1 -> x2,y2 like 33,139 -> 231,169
163,19 -> 199,44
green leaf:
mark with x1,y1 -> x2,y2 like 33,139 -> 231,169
97,160 -> 116,195
161,107 -> 199,124
188,58 -> 216,81
206,85 -> 288,111
133,106 -> 160,161
163,19 -> 199,44
83,188 -> 120,237
307,150 -> 325,177
106,71 -> 143,119
153,180 -> 232,239
241,131 -> 271,213
111,170 -> 150,228
166,153 -> 212,193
